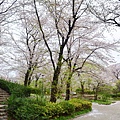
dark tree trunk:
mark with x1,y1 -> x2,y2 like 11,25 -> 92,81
93,88 -> 98,100
28,74 -> 33,86
35,79 -> 38,88
65,81 -> 71,100
65,73 -> 73,100
50,49 -> 63,102
81,84 -> 84,95
35,73 -> 41,88
24,69 -> 31,86
94,83 -> 100,100
94,89 -> 98,100
81,82 -> 85,95
50,66 -> 61,102
24,66 -> 33,86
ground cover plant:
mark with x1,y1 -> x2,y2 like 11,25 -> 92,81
7,97 -> 92,120
0,79 -> 92,120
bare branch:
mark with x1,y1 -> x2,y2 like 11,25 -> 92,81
0,0 -> 17,14
33,0 -> 55,71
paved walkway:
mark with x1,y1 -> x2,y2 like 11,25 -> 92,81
72,101 -> 120,120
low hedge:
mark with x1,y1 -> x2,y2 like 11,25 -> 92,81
7,97 -> 48,120
111,93 -> 120,98
69,99 -> 92,111
0,79 -> 92,120
0,79 -> 41,97
7,97 -> 92,120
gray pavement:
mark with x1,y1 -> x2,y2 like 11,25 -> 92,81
72,101 -> 120,120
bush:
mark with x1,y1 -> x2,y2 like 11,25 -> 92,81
59,101 -> 75,115
45,102 -> 63,118
1,79 -> 92,120
69,99 -> 82,111
7,97 -> 75,120
0,79 -> 30,97
15,104 -> 47,120
69,99 -> 92,111
0,79 -> 42,97
45,101 -> 75,118
7,96 -> 48,120
76,88 -> 94,94
101,95 -> 109,102
81,100 -> 92,110
8,97 -> 92,120
111,93 -> 120,98
0,79 -> 10,93
85,90 -> 94,94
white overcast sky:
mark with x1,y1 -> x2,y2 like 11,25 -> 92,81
103,26 -> 120,64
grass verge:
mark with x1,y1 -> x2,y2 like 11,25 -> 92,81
54,109 -> 91,120
91,100 -> 112,105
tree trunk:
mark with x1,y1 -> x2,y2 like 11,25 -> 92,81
28,70 -> 34,86
24,69 -> 31,86
81,82 -> 85,95
50,49 -> 63,102
50,66 -> 61,102
94,92 -> 98,100
94,88 -> 98,100
35,79 -> 38,88
24,67 -> 33,86
65,73 -> 73,100
65,81 -> 71,100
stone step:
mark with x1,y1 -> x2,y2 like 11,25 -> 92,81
0,92 -> 9,95
0,97 -> 9,100
0,95 -> 9,97
0,93 -> 9,95
0,93 -> 9,94
0,105 -> 7,109
0,90 -> 9,94
0,96 -> 9,98
0,98 -> 9,101
0,89 -> 9,120
0,112 -> 6,116
0,109 -> 6,112
0,116 -> 7,120
0,90 -> 8,93
0,115 -> 7,120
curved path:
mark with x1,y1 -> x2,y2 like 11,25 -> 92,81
73,101 -> 120,120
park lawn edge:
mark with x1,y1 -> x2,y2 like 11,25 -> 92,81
91,100 -> 113,105
53,109 -> 92,120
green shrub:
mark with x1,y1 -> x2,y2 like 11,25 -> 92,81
76,88 -> 94,94
111,93 -> 120,98
45,102 -> 62,118
81,100 -> 92,110
7,97 -> 75,120
69,99 -> 82,111
101,95 -> 108,102
0,79 -> 10,93
7,97 -> 91,120
7,96 -> 48,120
45,101 -> 75,118
85,90 -> 94,94
29,87 -> 42,95
0,79 -> 30,97
15,104 -> 47,120
69,99 -> 92,111
0,79 -> 42,97
1,79 -> 91,120
58,101 -> 75,115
